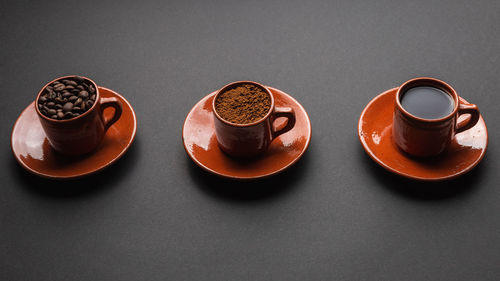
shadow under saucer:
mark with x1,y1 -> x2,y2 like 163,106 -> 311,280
186,144 -> 313,203
9,139 -> 140,199
358,146 -> 488,201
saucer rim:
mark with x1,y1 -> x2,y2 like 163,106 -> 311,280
10,86 -> 137,179
358,87 -> 488,181
182,86 -> 312,180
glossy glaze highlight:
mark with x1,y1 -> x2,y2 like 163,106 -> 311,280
358,88 -> 487,181
11,87 -> 137,179
183,86 -> 311,179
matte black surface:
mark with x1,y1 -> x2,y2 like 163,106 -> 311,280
1,0 -> 499,280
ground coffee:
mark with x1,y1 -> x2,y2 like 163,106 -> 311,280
38,76 -> 97,120
215,84 -> 271,124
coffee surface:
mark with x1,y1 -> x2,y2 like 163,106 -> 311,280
215,84 -> 271,124
38,76 -> 97,120
400,86 -> 454,119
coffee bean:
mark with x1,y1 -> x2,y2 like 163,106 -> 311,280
63,102 -> 73,112
66,80 -> 77,86
79,90 -> 89,99
39,76 -> 97,119
74,76 -> 84,83
54,84 -> 65,91
74,98 -> 82,106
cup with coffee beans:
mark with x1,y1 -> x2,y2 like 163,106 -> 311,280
212,81 -> 296,158
35,75 -> 122,155
393,77 -> 480,157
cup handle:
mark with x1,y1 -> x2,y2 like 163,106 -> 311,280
456,101 -> 480,134
271,107 -> 296,140
100,97 -> 123,131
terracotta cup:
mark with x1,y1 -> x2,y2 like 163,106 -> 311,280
212,81 -> 296,158
392,77 -> 480,157
35,75 -> 123,155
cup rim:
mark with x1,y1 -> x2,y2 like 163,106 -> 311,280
35,75 -> 100,123
395,77 -> 459,123
212,80 -> 275,127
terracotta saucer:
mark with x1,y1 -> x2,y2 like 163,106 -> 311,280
183,87 -> 311,179
358,88 -> 488,181
11,87 -> 137,179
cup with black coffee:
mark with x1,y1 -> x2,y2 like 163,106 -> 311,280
393,77 -> 480,157
212,81 -> 296,158
35,75 -> 122,155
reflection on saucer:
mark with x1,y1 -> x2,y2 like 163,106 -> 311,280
11,87 -> 137,179
358,88 -> 487,181
183,87 -> 311,179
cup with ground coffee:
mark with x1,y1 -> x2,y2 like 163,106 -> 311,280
35,75 -> 123,155
392,77 -> 480,157
212,81 -> 296,158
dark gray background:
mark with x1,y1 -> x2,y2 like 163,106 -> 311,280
1,0 -> 499,280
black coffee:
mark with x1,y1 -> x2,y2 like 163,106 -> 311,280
400,86 -> 454,119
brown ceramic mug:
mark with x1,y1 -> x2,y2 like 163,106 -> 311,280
212,81 -> 296,158
35,75 -> 123,155
392,77 -> 480,157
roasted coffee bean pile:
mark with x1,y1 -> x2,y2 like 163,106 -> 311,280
38,76 -> 96,120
